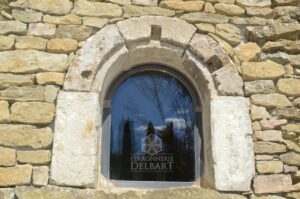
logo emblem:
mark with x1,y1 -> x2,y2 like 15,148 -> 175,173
142,134 -> 162,156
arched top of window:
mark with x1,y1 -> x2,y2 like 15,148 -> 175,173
107,65 -> 202,185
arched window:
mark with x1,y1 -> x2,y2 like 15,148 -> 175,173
103,65 -> 203,186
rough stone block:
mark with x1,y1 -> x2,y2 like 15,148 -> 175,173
64,25 -> 124,91
211,96 -> 255,191
253,174 -> 293,194
33,166 -> 49,186
0,124 -> 53,149
0,146 -> 16,167
11,102 -> 55,125
0,100 -> 10,123
51,91 -> 100,188
0,50 -> 69,74
0,165 -> 32,186
17,150 -> 51,165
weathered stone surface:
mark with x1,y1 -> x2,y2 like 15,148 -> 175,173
254,141 -> 287,154
253,121 -> 261,131
215,23 -> 241,46
0,36 -> 14,51
10,0 -> 73,15
211,97 -> 254,191
250,93 -> 292,108
212,66 -> 244,96
72,0 -> 122,18
284,64 -> 294,76
262,40 -> 300,54
0,21 -> 27,35
181,12 -> 228,24
0,165 -> 32,186
284,165 -> 298,173
256,161 -> 283,174
261,52 -> 300,68
15,186 -> 247,199
282,124 -> 300,133
255,155 -> 273,161
160,0 -> 204,12
133,0 -> 157,6
204,2 -> 216,13
12,9 -> 42,23
28,23 -> 56,38
36,72 -> 64,86
236,43 -> 261,62
284,140 -> 300,153
33,166 -> 49,186
214,3 -> 245,16
273,107 -> 300,120
0,100 -> 9,123
64,25 -> 124,91
0,50 -> 69,73
15,36 -> 47,51
253,174 -> 293,194
44,85 -> 59,103
246,7 -> 273,18
246,23 -> 300,45
47,38 -> 78,53
43,14 -> 82,25
188,34 -> 231,68
17,150 -> 51,165
117,16 -> 196,48
280,152 -> 300,166
254,130 -> 283,142
244,80 -> 275,96
109,0 -> 131,5
0,86 -> 45,102
11,102 -> 55,124
0,146 -> 16,167
251,105 -> 270,120
259,118 -> 287,130
51,92 -> 100,188
277,78 -> 300,97
82,17 -> 108,29
0,73 -> 34,89
123,5 -> 175,17
230,16 -> 267,26
0,124 -> 53,149
208,33 -> 234,57
0,188 -> 14,199
274,0 -> 298,5
196,23 -> 215,33
294,97 -> 300,107
241,60 -> 285,81
286,192 -> 300,199
273,6 -> 299,18
236,0 -> 271,7
55,25 -> 93,41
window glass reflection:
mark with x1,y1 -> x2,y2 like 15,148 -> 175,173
110,72 -> 195,181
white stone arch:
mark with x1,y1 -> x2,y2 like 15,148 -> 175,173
51,16 -> 255,192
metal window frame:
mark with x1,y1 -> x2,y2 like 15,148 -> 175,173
101,63 -> 203,188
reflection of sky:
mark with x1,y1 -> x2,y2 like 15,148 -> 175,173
111,74 -> 194,154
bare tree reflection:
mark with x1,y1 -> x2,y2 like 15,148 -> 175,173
110,74 -> 196,181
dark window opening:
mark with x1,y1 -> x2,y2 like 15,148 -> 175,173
109,67 -> 201,182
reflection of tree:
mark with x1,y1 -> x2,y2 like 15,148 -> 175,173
146,121 -> 155,136
137,75 -> 195,181
112,74 -> 197,181
121,119 -> 133,179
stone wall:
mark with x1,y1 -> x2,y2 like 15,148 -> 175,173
0,0 -> 299,198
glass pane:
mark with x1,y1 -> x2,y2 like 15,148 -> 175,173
110,72 -> 195,182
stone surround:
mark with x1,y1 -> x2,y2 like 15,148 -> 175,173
0,0 -> 299,198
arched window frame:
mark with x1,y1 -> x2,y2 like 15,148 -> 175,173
101,64 -> 203,188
